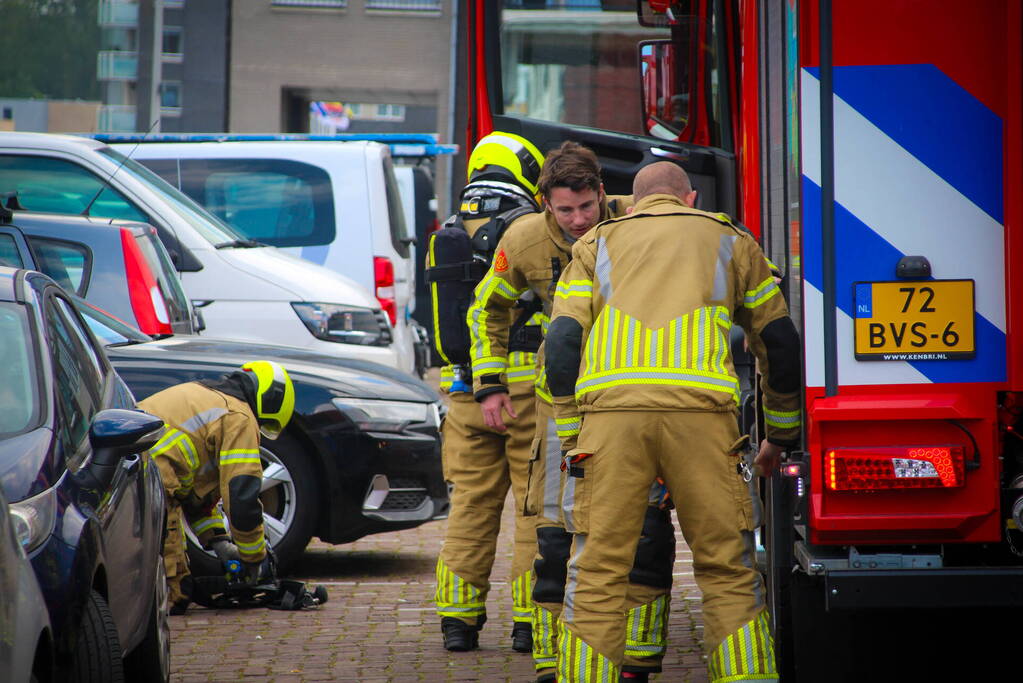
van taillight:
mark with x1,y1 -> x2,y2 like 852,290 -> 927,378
120,228 -> 172,335
825,446 -> 965,491
373,256 -> 397,326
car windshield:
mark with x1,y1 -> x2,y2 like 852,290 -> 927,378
0,302 -> 41,435
72,295 -> 152,346
97,147 -> 248,245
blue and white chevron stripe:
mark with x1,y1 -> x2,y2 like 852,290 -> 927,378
801,64 -> 1006,386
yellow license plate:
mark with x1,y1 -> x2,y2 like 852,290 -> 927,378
853,280 -> 975,361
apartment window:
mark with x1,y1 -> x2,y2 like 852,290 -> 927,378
162,26 -> 182,55
272,0 -> 347,8
160,82 -> 182,108
365,0 -> 441,10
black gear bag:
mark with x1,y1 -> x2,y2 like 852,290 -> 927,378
425,182 -> 538,367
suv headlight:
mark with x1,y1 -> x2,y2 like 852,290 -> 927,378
292,302 -> 393,347
9,486 -> 57,553
332,398 -> 431,432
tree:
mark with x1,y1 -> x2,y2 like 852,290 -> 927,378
0,0 -> 101,100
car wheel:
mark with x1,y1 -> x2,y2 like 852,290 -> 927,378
124,555 -> 171,682
71,590 -> 124,683
185,432 -> 320,576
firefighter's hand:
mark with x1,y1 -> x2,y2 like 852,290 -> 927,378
210,538 -> 241,565
243,556 -> 270,584
754,440 -> 783,477
480,392 -> 517,432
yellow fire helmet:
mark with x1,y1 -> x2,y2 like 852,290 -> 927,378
241,360 -> 295,440
466,131 -> 545,197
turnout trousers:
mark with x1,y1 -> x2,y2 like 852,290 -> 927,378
528,400 -> 675,677
557,410 -> 777,683
434,383 -> 537,628
154,457 -> 190,605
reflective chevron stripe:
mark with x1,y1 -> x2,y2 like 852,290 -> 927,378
557,621 -> 617,682
532,604 -> 558,671
624,593 -> 669,659
511,570 -> 533,623
707,610 -> 779,683
434,559 -> 486,619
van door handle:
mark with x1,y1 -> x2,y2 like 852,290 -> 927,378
650,147 -> 689,162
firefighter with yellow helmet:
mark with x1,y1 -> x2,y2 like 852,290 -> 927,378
428,132 -> 546,652
138,360 -> 295,614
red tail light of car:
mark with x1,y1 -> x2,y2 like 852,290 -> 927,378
374,256 -> 397,326
120,228 -> 173,335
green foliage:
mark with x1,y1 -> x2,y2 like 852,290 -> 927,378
0,0 -> 101,100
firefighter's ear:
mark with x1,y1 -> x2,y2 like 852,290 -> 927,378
626,206 -> 634,214
684,189 -> 698,208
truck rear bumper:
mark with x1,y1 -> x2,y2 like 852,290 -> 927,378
824,567 -> 1023,610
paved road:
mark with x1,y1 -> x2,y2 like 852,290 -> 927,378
169,503 -> 710,682
170,375 -> 711,682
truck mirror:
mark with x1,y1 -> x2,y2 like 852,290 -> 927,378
638,40 -> 688,140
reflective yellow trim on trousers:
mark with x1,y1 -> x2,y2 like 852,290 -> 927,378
434,559 -> 486,619
532,604 -> 558,671
624,593 -> 669,659
511,570 -> 533,623
557,621 -> 618,682
707,610 -> 779,683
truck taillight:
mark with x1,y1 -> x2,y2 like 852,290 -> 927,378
825,446 -> 965,491
373,256 -> 397,326
120,228 -> 172,336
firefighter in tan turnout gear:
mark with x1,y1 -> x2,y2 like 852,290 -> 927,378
429,132 -> 546,653
138,360 -> 295,614
545,162 -> 802,682
468,142 -> 676,683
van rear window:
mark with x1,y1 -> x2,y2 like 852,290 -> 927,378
162,158 -> 335,249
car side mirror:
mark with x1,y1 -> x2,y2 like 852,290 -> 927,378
76,409 -> 165,494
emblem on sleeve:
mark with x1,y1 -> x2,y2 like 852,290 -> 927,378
494,249 -> 509,272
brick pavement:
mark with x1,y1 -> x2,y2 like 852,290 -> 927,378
169,369 -> 710,682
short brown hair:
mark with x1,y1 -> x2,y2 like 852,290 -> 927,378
537,141 -> 602,199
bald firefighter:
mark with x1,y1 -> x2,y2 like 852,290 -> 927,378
138,360 -> 295,614
468,142 -> 675,683
428,132 -> 546,653
545,162 -> 801,682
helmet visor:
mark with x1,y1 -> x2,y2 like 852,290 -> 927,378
258,418 -> 284,440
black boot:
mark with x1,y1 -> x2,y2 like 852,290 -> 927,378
511,622 -> 532,653
535,673 -> 556,683
441,617 -> 480,651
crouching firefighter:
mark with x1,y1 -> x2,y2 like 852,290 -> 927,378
466,140 -> 676,682
427,132 -> 546,652
138,360 -> 295,615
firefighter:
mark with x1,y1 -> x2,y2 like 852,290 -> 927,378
138,360 -> 295,615
430,132 -> 546,653
545,161 -> 801,682
468,141 -> 675,683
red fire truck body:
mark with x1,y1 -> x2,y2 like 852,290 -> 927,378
462,0 -> 1022,675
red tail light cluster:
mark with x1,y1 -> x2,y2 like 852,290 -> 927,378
825,446 -> 965,491
120,228 -> 172,335
373,256 -> 397,326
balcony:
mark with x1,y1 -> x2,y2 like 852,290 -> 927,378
98,1 -> 139,27
98,105 -> 137,132
97,51 -> 138,81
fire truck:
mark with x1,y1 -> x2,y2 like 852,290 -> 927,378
461,0 -> 1022,677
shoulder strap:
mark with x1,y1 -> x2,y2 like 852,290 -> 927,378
470,204 -> 537,256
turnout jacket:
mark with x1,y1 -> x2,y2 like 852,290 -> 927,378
545,194 -> 802,451
139,383 -> 267,563
467,194 -> 632,403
